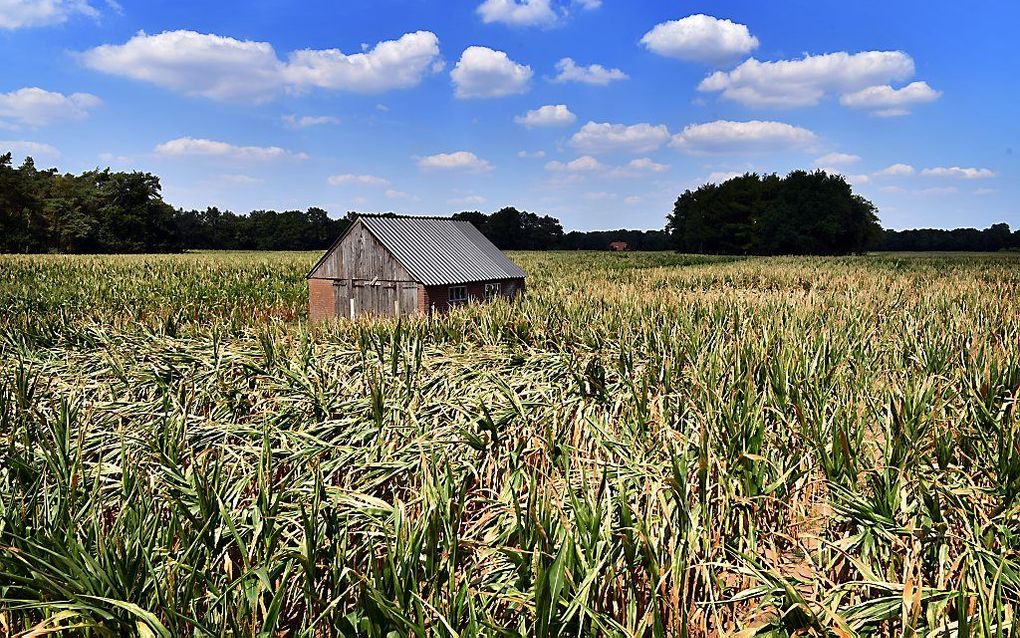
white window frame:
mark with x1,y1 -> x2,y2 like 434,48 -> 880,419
448,285 -> 468,303
484,282 -> 500,299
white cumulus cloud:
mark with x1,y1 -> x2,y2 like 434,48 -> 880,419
546,155 -> 669,179
82,30 -> 288,102
839,81 -> 941,116
920,166 -> 996,179
282,114 -> 341,129
705,171 -> 745,184
220,174 -> 261,185
385,189 -> 417,200
814,152 -> 861,166
0,0 -> 98,29
476,0 -> 557,26
873,163 -> 915,177
417,151 -> 493,172
449,194 -> 487,206
475,0 -> 597,27
154,137 -> 307,161
671,120 -> 817,155
1,139 -> 60,157
283,31 -> 443,92
640,14 -> 758,65
515,104 -> 575,127
545,155 -> 603,172
569,121 -> 670,154
626,157 -> 669,173
327,173 -> 390,186
451,46 -> 532,98
0,87 -> 101,127
80,30 -> 442,103
552,58 -> 627,85
604,157 -> 671,179
698,51 -> 917,108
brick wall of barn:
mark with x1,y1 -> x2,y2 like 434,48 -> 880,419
420,279 -> 525,313
308,279 -> 335,323
417,284 -> 429,314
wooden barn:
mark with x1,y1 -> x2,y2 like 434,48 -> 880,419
307,214 -> 526,321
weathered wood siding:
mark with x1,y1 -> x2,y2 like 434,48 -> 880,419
333,280 -> 419,318
308,219 -> 421,319
308,219 -> 413,282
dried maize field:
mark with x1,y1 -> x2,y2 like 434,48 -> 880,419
1,250 -> 1019,637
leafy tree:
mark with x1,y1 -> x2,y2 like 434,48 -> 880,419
454,207 -> 564,250
0,157 -> 178,253
0,155 -> 53,252
668,170 -> 881,255
95,170 -> 179,252
451,210 -> 487,228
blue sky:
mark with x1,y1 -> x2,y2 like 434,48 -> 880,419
1,0 -> 1017,231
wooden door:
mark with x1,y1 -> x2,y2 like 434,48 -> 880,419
334,280 -> 418,318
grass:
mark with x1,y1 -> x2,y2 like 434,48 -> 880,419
1,250 -> 1018,636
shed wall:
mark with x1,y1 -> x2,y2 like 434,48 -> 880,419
421,278 -> 525,313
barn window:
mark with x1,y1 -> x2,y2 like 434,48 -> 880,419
448,285 -> 467,303
484,282 -> 500,299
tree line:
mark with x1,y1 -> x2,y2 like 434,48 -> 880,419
0,153 -> 661,253
874,223 -> 1017,252
0,153 -> 354,253
1,153 -> 1016,254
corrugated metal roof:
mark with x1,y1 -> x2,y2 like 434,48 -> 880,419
357,215 -> 526,286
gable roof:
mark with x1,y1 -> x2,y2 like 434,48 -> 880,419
307,215 -> 526,286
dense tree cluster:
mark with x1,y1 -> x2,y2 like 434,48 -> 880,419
668,171 -> 884,255
0,153 -> 179,253
0,152 -> 352,253
3,154 -> 1017,255
452,207 -> 564,250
